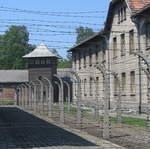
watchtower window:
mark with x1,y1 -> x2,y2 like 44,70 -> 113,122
41,59 -> 46,64
35,59 -> 40,64
46,58 -> 51,64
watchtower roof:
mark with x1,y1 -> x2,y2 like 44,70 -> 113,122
23,43 -> 59,58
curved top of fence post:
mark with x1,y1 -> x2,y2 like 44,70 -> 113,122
53,74 -> 64,88
36,79 -> 43,87
55,81 -> 60,87
134,51 -> 150,69
29,81 -> 36,87
20,83 -> 27,88
24,82 -> 31,88
63,80 -> 70,88
41,76 -> 53,88
16,85 -> 21,91
70,70 -> 80,83
94,62 -> 106,76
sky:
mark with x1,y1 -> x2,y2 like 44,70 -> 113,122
0,0 -> 111,58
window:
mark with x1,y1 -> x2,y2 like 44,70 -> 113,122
118,9 -> 120,24
102,50 -> 106,62
95,49 -> 99,64
121,34 -> 125,56
130,71 -> 135,94
74,54 -> 76,70
96,77 -> 99,96
41,59 -> 45,64
146,24 -> 150,47
90,78 -> 93,96
78,52 -> 81,69
129,30 -> 134,54
84,79 -> 87,96
83,52 -> 86,67
35,59 -> 39,64
114,77 -> 118,95
46,58 -> 51,64
121,73 -> 126,94
124,7 -> 126,20
89,49 -> 92,66
121,8 -> 123,22
113,37 -> 117,58
118,6 -> 126,23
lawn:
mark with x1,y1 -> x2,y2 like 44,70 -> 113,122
111,116 -> 147,128
56,103 -> 148,128
0,101 -> 14,105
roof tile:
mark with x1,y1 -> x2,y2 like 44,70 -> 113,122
128,0 -> 150,13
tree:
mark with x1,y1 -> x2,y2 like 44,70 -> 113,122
76,26 -> 95,44
0,25 -> 35,69
49,48 -> 71,68
58,59 -> 72,68
66,52 -> 72,61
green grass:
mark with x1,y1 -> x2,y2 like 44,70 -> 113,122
55,103 -> 148,128
0,101 -> 14,105
64,104 -> 92,115
111,117 -> 147,128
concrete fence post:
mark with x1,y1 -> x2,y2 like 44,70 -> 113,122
37,79 -> 44,115
41,77 -> 53,118
95,62 -> 111,139
64,81 -> 71,112
70,71 -> 82,129
94,79 -> 99,120
112,73 -> 122,124
54,75 -> 64,123
134,51 -> 150,145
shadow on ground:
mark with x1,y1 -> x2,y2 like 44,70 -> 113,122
0,107 -> 96,148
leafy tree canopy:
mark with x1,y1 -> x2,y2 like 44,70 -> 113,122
76,26 -> 95,44
0,25 -> 35,69
58,59 -> 72,68
50,48 -> 71,68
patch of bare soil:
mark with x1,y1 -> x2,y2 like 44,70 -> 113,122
51,110 -> 149,149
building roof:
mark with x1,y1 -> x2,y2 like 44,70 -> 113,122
23,43 -> 59,58
111,0 -> 150,13
104,0 -> 150,33
0,70 -> 28,83
128,0 -> 150,13
68,31 -> 104,52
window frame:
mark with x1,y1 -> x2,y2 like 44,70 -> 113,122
121,72 -> 126,95
113,37 -> 117,58
130,71 -> 135,95
121,33 -> 125,56
129,30 -> 135,54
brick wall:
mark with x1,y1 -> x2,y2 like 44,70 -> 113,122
0,88 -> 16,102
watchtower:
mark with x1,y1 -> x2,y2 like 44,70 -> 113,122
23,43 -> 59,82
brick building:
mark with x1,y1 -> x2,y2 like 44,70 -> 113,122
69,0 -> 150,113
